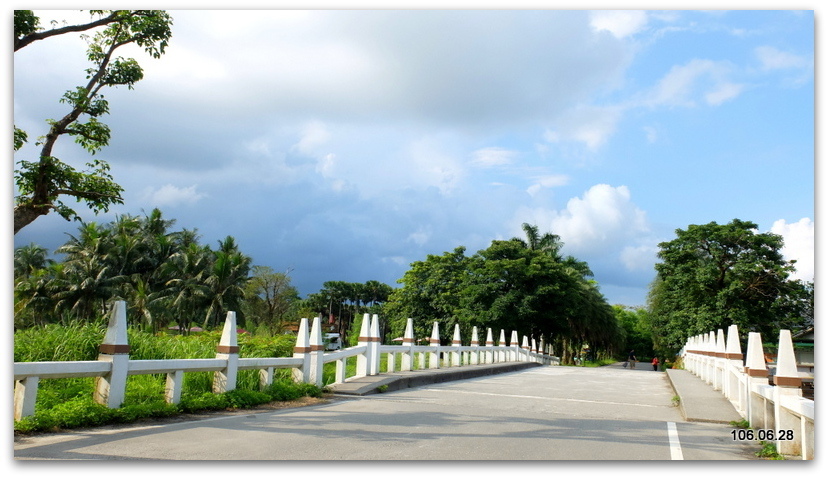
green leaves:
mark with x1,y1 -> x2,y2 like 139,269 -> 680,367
649,218 -> 807,354
14,10 -> 173,233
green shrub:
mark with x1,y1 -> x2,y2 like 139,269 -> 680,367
224,389 -> 272,408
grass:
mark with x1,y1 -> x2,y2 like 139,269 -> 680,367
14,325 -> 321,434
755,441 -> 786,460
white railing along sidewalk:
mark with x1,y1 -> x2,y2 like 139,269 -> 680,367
14,301 -> 558,421
681,325 -> 814,460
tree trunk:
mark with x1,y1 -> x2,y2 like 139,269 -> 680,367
14,204 -> 50,235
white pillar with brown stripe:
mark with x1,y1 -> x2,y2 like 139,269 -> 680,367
745,331 -> 769,427
292,318 -> 311,383
428,322 -> 441,369
725,325 -> 745,412
510,331 -> 519,361
713,328 -> 726,391
773,329 -> 803,456
484,328 -> 494,364
357,313 -> 371,377
470,326 -> 480,365
402,318 -> 415,371
309,316 -> 325,386
94,301 -> 130,408
369,314 -> 381,375
213,311 -> 240,393
451,324 -> 462,366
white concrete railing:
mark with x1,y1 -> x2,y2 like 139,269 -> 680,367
14,301 -> 558,421
680,325 -> 814,460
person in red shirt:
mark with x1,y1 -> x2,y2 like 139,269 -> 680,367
651,356 -> 659,371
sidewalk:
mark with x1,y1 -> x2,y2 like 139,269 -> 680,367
328,362 -> 542,396
665,368 -> 743,424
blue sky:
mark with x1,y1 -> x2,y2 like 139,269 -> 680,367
10,8 -> 815,308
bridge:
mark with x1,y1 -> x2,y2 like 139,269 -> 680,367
14,302 -> 814,460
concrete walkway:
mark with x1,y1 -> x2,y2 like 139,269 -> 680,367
665,368 -> 743,423
329,362 -> 744,425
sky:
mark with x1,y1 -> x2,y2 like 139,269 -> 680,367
10,7 -> 816,308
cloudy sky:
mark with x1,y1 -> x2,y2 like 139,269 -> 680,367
11,8 -> 815,307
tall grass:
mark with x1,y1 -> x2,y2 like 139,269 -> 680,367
14,325 -> 319,433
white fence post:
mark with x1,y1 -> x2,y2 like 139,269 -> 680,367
213,311 -> 240,393
402,318 -> 414,371
369,314 -> 381,375
292,318 -> 311,383
744,331 -> 769,428
451,324 -> 462,366
309,316 -> 325,386
14,376 -> 39,421
510,331 -> 519,362
521,336 -> 530,361
498,330 -> 506,363
724,325 -> 744,413
713,329 -> 725,391
773,330 -> 803,456
93,301 -> 130,408
485,328 -> 494,364
470,326 -> 480,365
429,322 -> 441,369
356,313 -> 371,377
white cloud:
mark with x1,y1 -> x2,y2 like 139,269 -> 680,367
647,59 -> 743,108
470,147 -> 517,168
527,175 -> 570,197
514,184 -> 649,255
755,46 -> 810,71
771,218 -> 814,282
293,121 -> 331,156
704,82 -> 744,106
544,105 -> 624,150
589,11 -> 649,39
620,244 -> 659,271
142,184 -> 206,207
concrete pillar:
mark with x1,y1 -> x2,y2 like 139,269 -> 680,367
725,325 -> 744,411
521,336 -> 530,362
429,322 -> 441,369
94,301 -> 130,408
14,376 -> 39,421
292,318 -> 310,383
451,324 -> 462,366
485,328 -> 494,364
745,331 -> 769,428
510,331 -> 519,361
402,318 -> 414,371
773,329 -> 803,456
470,326 -> 480,365
498,329 -> 506,362
213,311 -> 240,393
713,328 -> 726,391
369,314 -> 381,375
309,316 -> 325,385
357,313 -> 371,376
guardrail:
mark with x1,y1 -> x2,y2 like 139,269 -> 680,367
14,301 -> 558,421
680,325 -> 814,460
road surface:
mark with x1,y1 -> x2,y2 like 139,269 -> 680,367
14,365 -> 759,460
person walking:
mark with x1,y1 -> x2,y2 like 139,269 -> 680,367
651,356 -> 659,371
627,350 -> 636,369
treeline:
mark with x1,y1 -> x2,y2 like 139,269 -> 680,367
383,224 -> 624,364
14,209 -> 255,333
13,209 -> 397,339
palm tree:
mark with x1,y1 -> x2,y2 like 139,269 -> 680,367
14,243 -> 53,278
202,236 -> 252,329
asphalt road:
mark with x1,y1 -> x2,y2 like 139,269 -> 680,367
14,365 -> 759,461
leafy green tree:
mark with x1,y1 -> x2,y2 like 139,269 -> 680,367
243,266 -> 300,335
648,219 -> 806,354
613,305 -> 654,359
13,10 -> 173,233
385,247 -> 470,343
